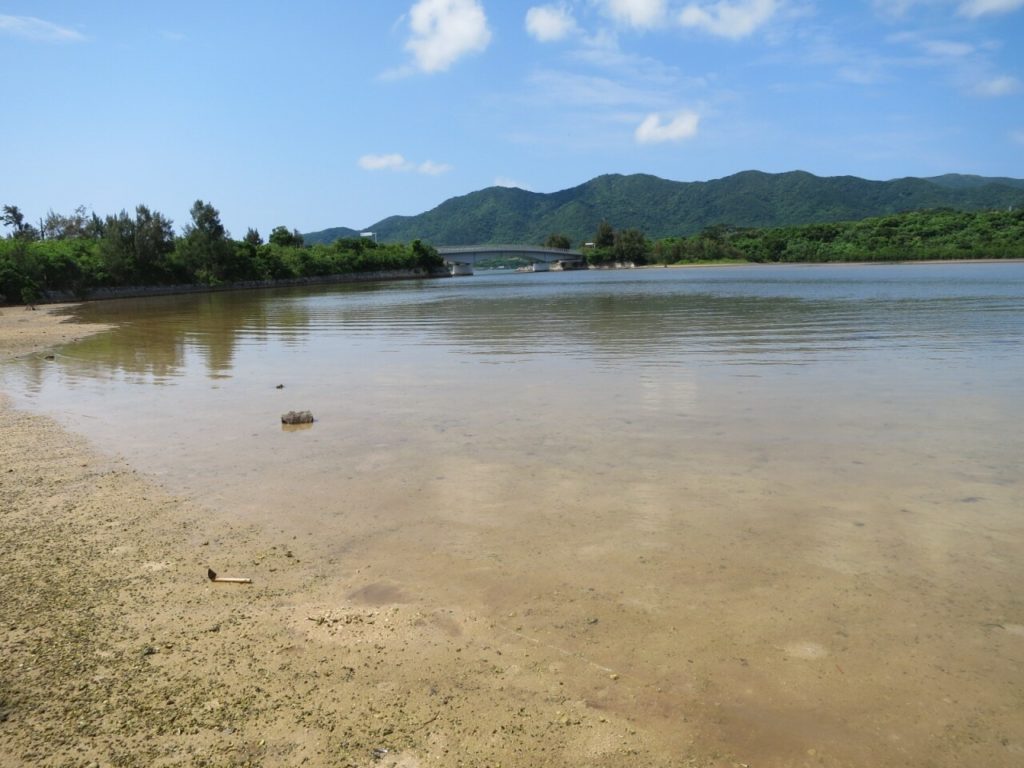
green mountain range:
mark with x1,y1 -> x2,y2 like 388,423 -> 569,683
303,170 -> 1024,247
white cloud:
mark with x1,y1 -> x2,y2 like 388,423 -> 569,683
635,111 -> 700,143
526,4 -> 577,42
679,0 -> 779,39
0,15 -> 84,42
417,160 -> 454,175
972,75 -> 1021,96
1011,129 -> 1024,144
358,154 -> 453,175
958,0 -> 1024,17
405,0 -> 491,73
598,0 -> 668,29
359,153 -> 410,171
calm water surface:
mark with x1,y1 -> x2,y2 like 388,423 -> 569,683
4,263 -> 1023,765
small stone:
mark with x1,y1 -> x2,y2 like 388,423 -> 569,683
281,410 -> 314,425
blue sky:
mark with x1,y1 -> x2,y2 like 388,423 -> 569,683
2,1 -> 1022,238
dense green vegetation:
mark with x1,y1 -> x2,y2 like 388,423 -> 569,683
726,208 -> 1024,263
4,197 -> 1021,305
584,208 -> 1024,266
0,201 -> 443,305
303,170 -> 1024,247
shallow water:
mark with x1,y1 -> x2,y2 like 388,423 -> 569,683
4,263 -> 1024,765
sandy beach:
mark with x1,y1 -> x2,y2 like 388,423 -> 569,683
0,305 -> 682,767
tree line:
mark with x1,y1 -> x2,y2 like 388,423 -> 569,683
0,201 -> 443,305
5,200 -> 1022,304
543,207 -> 1024,267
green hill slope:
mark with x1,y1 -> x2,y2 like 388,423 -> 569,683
302,225 -> 361,244
303,170 -> 1024,246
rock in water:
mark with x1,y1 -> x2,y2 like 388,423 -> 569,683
281,410 -> 314,425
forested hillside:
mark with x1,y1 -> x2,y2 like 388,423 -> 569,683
650,208 -> 1024,264
303,170 -> 1024,246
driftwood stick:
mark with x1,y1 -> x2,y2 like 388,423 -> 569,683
207,567 -> 252,584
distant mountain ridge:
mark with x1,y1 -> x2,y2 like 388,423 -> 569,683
304,170 -> 1024,246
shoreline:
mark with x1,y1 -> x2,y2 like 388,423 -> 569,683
0,303 -> 112,359
5,259 -> 1022,308
0,308 -> 673,766
8,268 -> 450,308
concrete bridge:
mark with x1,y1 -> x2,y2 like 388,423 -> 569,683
437,244 -> 585,276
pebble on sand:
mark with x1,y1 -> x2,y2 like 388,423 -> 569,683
281,410 -> 314,425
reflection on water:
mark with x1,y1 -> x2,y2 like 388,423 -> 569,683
20,264 -> 1023,386
3,263 -> 1024,766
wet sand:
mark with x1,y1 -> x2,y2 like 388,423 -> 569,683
2,303 -> 1023,767
0,306 -> 689,766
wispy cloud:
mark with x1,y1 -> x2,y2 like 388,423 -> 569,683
0,15 -> 84,42
972,74 -> 1020,96
358,154 -> 453,174
837,63 -> 889,85
528,69 -> 671,107
886,31 -> 976,61
525,4 -> 577,42
405,0 -> 491,73
958,0 -> 1024,17
596,0 -> 668,29
1011,129 -> 1024,144
417,160 -> 454,175
919,39 -> 974,57
876,0 -> 1024,18
635,110 -> 701,143
570,28 -> 701,87
872,0 -> 938,19
679,0 -> 779,39
882,28 -> 1019,100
